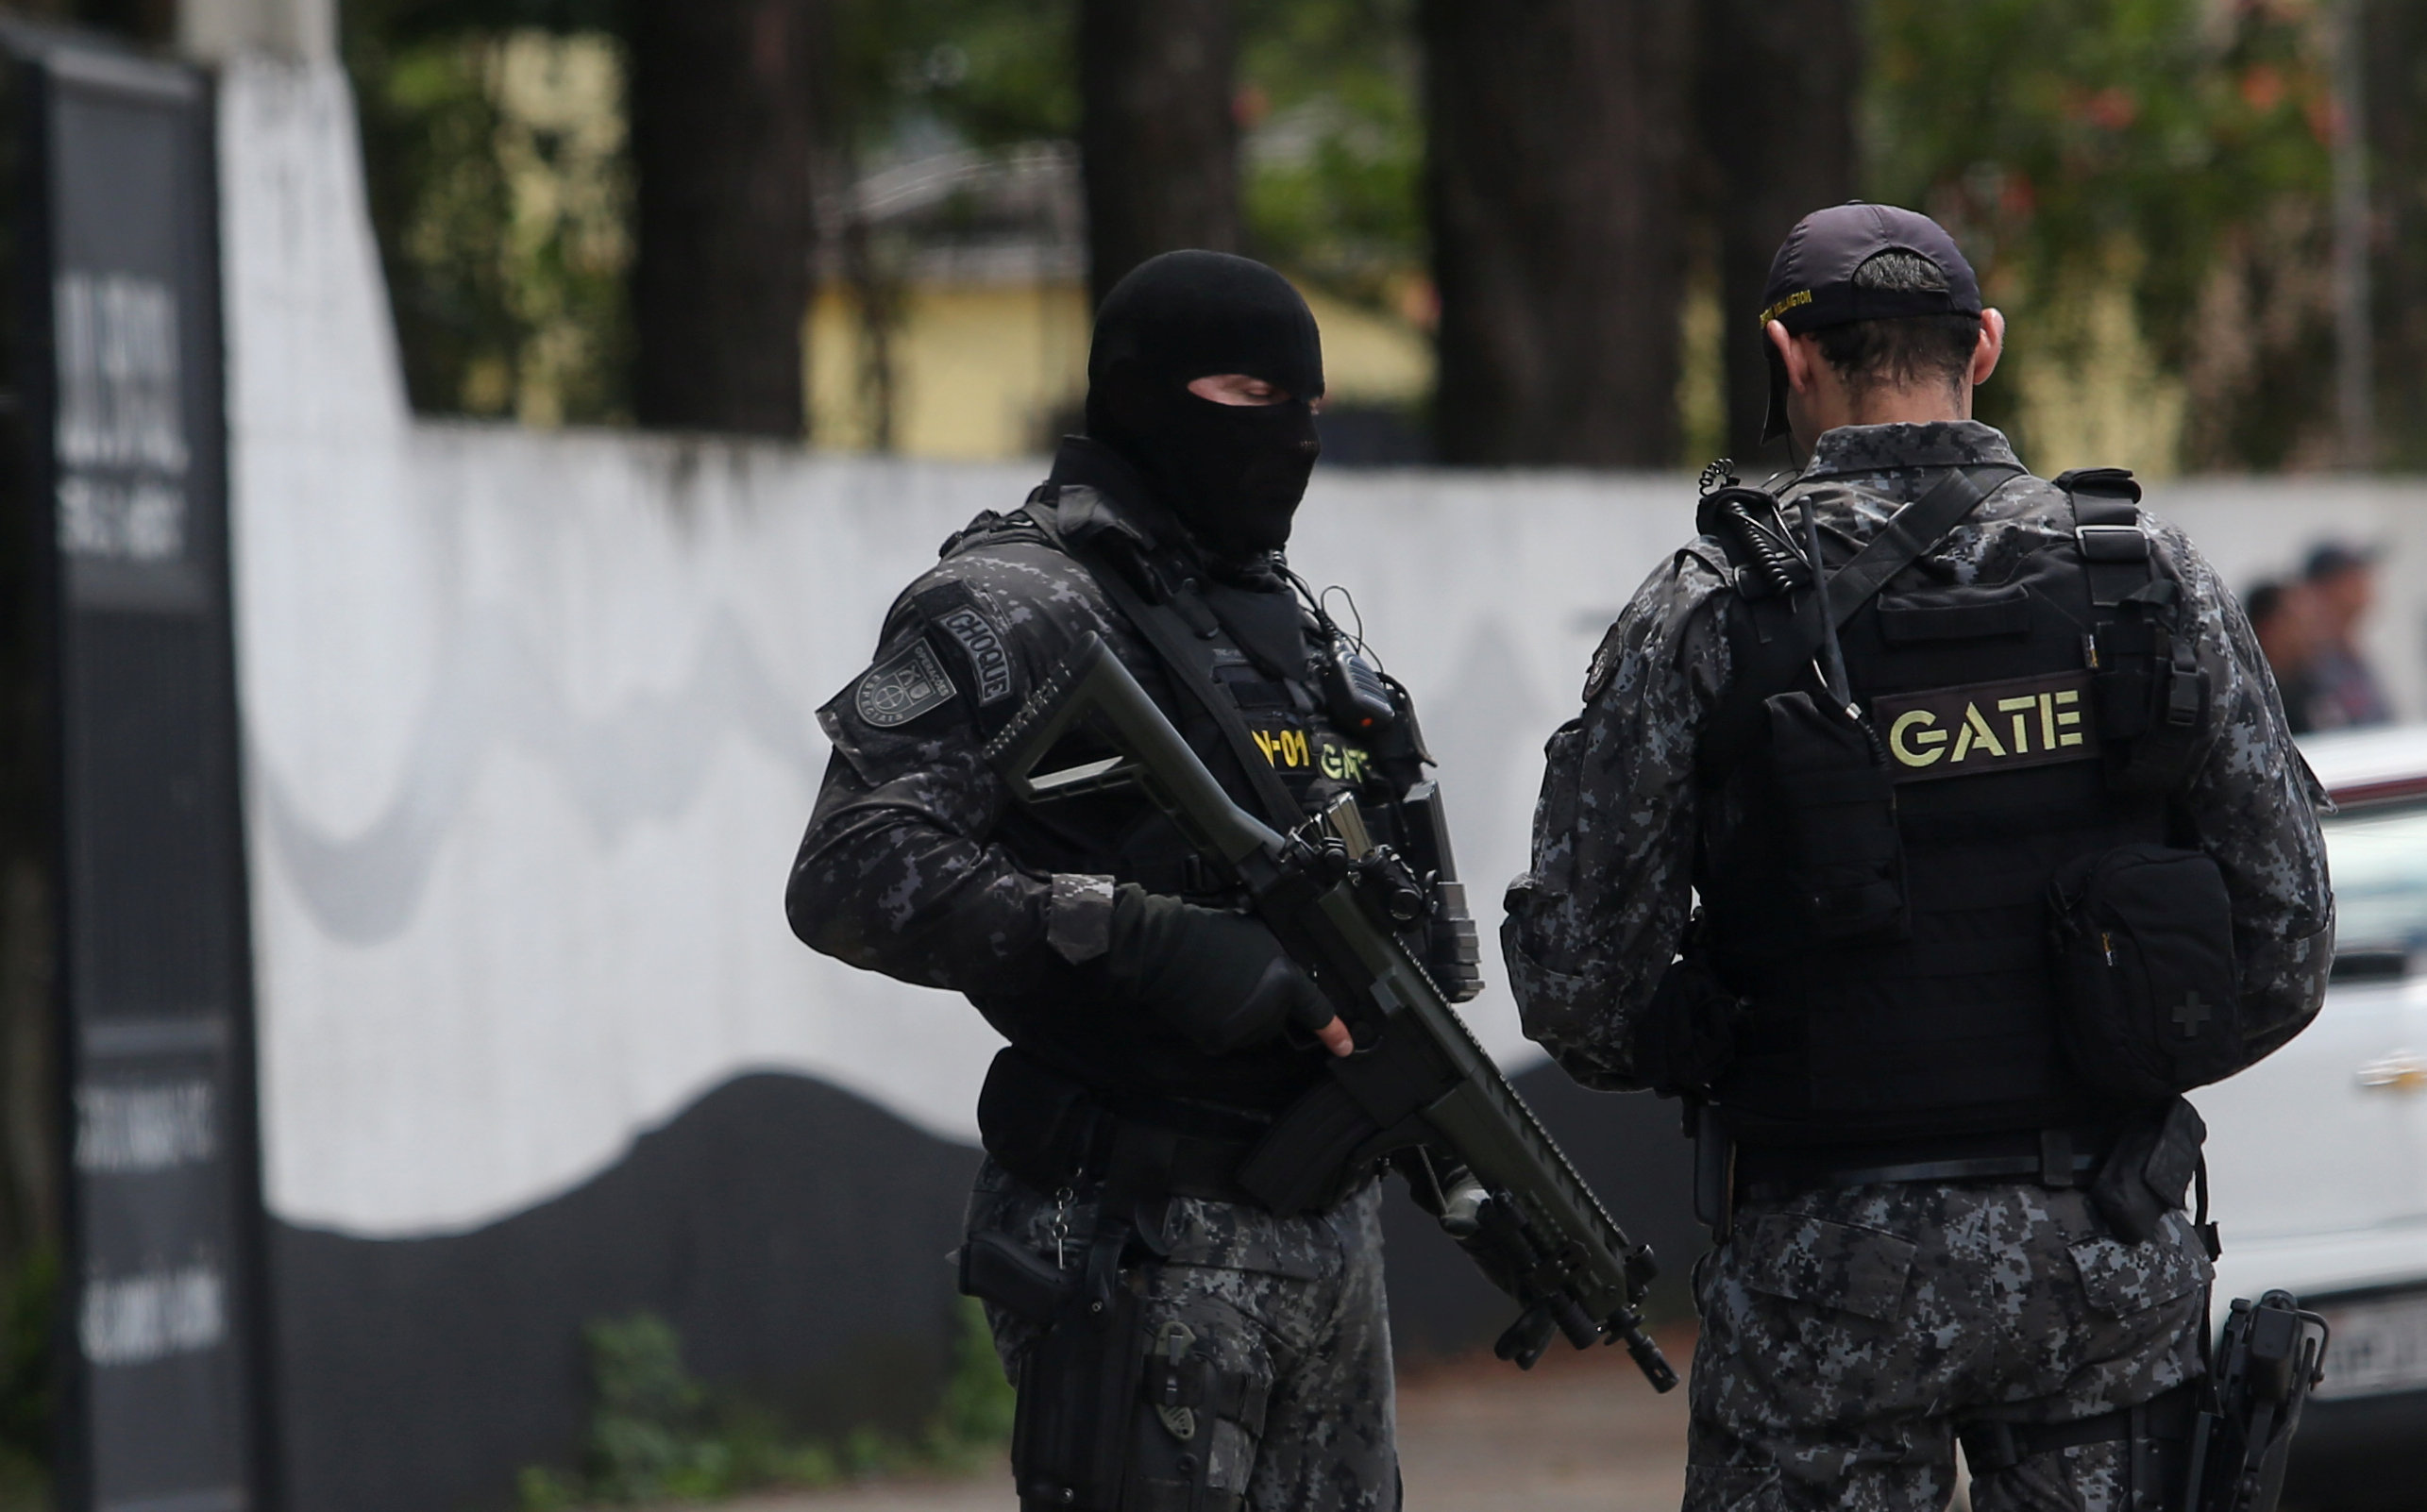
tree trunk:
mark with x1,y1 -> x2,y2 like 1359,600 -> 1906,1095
1422,0 -> 1693,466
1078,0 -> 1240,311
2365,0 -> 2427,469
629,0 -> 823,437
1694,0 -> 1862,465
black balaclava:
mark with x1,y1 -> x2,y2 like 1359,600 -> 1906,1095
1085,251 -> 1324,560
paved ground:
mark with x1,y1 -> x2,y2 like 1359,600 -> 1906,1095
708,1324 -> 1698,1512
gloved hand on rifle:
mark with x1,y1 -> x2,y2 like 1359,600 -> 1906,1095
1105,884 -> 1354,1058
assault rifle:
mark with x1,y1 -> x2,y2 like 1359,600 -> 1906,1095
983,633 -> 1677,1389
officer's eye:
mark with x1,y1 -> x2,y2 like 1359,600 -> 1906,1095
1187,374 -> 1289,407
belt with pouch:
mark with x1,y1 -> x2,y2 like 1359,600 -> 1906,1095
977,1046 -> 1267,1206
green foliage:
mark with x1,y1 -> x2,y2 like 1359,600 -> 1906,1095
519,1300 -> 1010,1508
579,1313 -> 719,1503
833,0 -> 1078,154
349,23 -> 632,424
0,1249 -> 51,1512
1238,0 -> 1425,310
830,0 -> 1431,307
932,1295 -> 1019,1453
1866,0 -> 2338,468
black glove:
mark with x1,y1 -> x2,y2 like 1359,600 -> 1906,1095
1633,957 -> 1746,1096
1104,884 -> 1334,1055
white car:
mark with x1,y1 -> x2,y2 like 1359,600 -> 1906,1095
2200,724 -> 2427,1504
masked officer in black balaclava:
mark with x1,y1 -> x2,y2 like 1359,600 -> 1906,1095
788,251 -> 1481,1512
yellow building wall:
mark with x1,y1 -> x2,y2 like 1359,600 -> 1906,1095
808,279 -> 1431,460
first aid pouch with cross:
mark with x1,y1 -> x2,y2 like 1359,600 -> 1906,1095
2048,843 -> 2245,1100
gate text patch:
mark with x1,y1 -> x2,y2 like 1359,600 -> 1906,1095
1871,670 -> 2098,782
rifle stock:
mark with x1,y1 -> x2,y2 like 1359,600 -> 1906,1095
985,634 -> 1677,1389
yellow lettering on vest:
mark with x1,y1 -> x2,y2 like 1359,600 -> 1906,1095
1252,730 -> 1278,764
1997,695 -> 2038,753
2054,687 -> 2084,746
1321,741 -> 1345,780
1890,709 -> 1947,766
2038,691 -> 2057,749
1286,730 -> 1309,767
1951,702 -> 2007,763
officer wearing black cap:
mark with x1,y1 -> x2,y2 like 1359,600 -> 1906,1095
1506,204 -> 2333,1511
2297,538 -> 2392,730
789,250 -> 1480,1512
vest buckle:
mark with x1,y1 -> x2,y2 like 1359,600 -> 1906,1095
2075,524 -> 2149,563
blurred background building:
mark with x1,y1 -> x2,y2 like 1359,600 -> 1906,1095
34,0 -> 2425,479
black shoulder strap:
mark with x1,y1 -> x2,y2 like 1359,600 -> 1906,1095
2054,467 -> 2152,607
1704,463 -> 2021,765
1801,463 -> 2025,635
1026,492 -> 1309,831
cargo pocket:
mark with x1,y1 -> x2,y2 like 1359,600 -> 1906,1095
1526,719 -> 1587,896
1740,1214 -> 1917,1322
2069,1221 -> 2210,1317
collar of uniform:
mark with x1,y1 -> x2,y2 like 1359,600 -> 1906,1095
1043,434 -> 1283,589
1045,435 -> 1185,554
1796,420 -> 2021,482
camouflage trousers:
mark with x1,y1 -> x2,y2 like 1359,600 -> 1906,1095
965,1159 -> 1398,1512
1687,1180 -> 2213,1512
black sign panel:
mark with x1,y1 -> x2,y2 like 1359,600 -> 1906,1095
15,40 -> 267,1512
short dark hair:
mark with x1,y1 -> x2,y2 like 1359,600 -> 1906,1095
1812,251 -> 1982,395
2245,580 -> 2285,628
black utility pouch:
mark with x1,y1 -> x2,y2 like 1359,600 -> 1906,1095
2090,1096 -> 2209,1245
977,1048 -> 1103,1193
1767,691 -> 1907,942
1638,954 -> 1747,1097
2048,844 -> 2241,1099
2092,586 -> 2213,795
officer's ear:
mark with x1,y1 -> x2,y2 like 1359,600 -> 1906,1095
1970,309 -> 2007,390
1766,319 -> 1817,395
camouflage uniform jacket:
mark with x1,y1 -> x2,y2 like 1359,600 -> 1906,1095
1504,420 -> 2334,1091
788,437 -> 1411,1115
799,439 -> 1408,1510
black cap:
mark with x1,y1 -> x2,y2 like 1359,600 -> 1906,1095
1759,202 -> 1983,441
2303,539 -> 2383,581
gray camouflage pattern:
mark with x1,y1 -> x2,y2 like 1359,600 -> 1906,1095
967,1160 -> 1398,1512
1689,1180 -> 2212,1511
1504,420 -> 2334,1089
788,491 -> 1150,994
793,446 -> 1403,1507
787,453 -> 1418,1110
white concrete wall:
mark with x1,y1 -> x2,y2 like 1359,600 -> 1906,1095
217,59 -> 2427,1240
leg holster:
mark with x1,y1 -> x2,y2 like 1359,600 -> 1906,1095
1010,1263 -> 1145,1510
1960,1383 -> 2198,1512
1120,1317 -> 1272,1512
967,1112 -> 1272,1512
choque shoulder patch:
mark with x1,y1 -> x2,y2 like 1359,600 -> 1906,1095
854,639 -> 959,728
932,604 -> 1015,705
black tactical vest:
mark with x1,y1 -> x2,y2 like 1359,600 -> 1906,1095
1695,470 -> 2203,1149
935,494 -> 1427,1118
